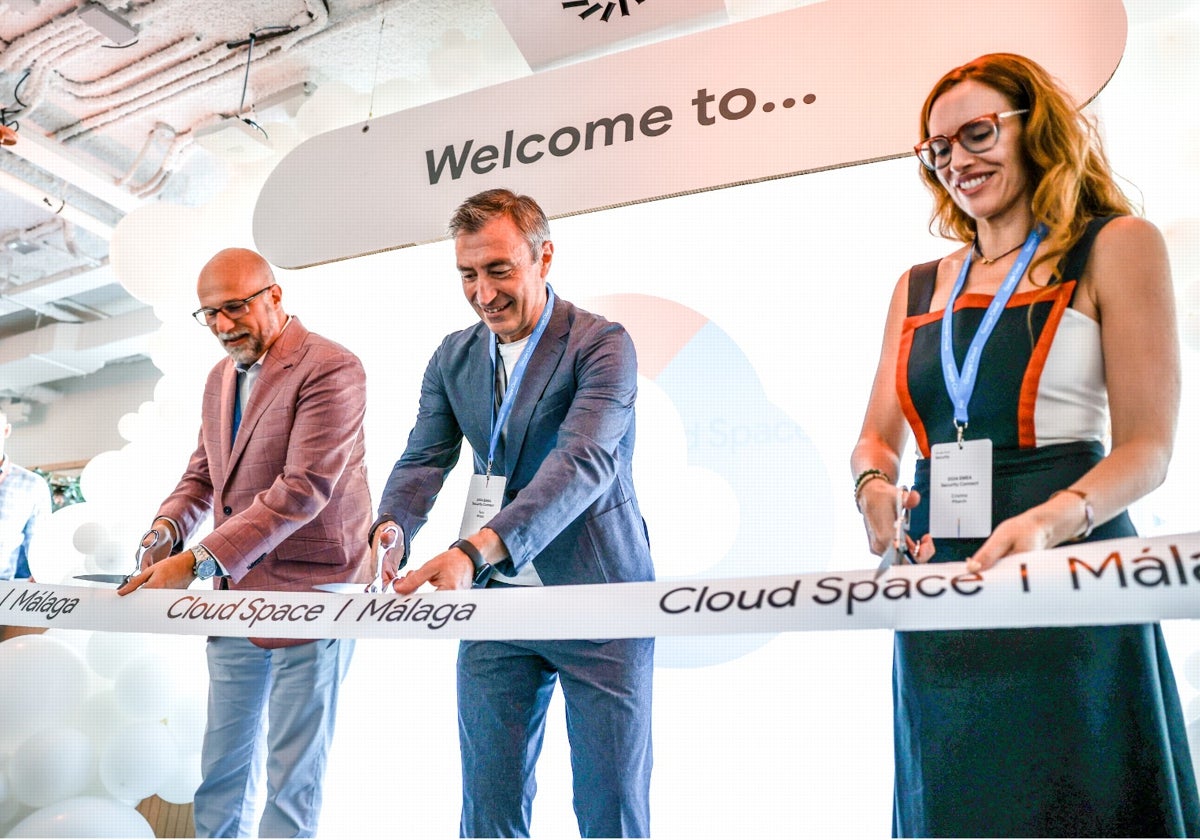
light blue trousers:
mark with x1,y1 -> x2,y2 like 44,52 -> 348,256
194,636 -> 354,838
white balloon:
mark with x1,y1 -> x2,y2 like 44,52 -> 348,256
117,411 -> 143,443
156,750 -> 202,805
9,728 -> 94,808
72,521 -> 110,555
110,204 -> 213,311
43,628 -> 94,655
7,795 -> 154,838
0,796 -> 26,829
113,652 -> 177,721
94,537 -> 130,574
98,721 -> 178,802
0,636 -> 91,752
78,450 -> 127,510
30,504 -> 92,584
164,689 -> 208,751
86,631 -> 159,680
71,689 -> 133,749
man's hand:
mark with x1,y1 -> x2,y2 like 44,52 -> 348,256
138,521 -> 176,568
118,551 -> 197,595
369,524 -> 401,590
392,547 -> 474,595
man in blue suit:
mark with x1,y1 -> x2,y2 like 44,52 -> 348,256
372,188 -> 654,837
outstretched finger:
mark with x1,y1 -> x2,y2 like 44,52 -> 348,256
117,568 -> 151,596
393,566 -> 430,596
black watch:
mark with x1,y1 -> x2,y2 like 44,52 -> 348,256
450,539 -> 493,588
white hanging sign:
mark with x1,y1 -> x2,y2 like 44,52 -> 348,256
253,0 -> 1127,268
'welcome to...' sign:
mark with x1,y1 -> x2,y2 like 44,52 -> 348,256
253,0 -> 1127,268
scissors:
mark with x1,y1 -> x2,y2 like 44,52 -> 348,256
75,527 -> 161,586
873,486 -> 914,580
313,523 -> 398,594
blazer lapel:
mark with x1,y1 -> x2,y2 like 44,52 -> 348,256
501,298 -> 568,479
212,360 -> 238,477
454,326 -> 495,463
228,319 -> 305,470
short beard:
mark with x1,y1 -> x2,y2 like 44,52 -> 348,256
217,331 -> 264,365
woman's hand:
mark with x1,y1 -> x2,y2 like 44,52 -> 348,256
965,491 -> 1088,572
859,483 -> 935,562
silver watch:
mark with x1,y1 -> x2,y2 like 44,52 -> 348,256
191,544 -> 219,580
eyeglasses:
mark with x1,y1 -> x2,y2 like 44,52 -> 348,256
191,285 -> 275,326
914,110 -> 1029,171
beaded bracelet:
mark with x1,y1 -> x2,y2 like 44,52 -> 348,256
853,469 -> 893,510
1049,488 -> 1094,540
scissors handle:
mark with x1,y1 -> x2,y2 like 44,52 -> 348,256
366,525 -> 399,593
892,486 -> 912,563
125,527 -> 163,583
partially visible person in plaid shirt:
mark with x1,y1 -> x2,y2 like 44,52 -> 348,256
0,408 -> 51,580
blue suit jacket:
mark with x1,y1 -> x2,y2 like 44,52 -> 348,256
378,295 -> 653,586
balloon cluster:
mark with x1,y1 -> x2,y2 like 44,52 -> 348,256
0,630 -> 207,837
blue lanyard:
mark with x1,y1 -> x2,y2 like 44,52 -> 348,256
487,284 -> 556,475
940,225 -> 1047,439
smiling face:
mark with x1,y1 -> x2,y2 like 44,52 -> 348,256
455,214 -> 552,344
926,79 -> 1033,229
196,248 -> 285,365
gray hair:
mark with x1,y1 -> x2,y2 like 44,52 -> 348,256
447,188 -> 550,261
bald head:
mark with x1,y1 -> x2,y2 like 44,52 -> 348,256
198,248 -> 275,300
196,248 -> 285,365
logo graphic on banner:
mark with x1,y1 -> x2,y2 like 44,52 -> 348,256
494,0 -> 726,70
562,1 -> 649,22
591,294 -> 832,667
254,0 -> 1126,268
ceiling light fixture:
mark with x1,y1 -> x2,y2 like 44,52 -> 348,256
4,239 -> 39,254
77,2 -> 139,47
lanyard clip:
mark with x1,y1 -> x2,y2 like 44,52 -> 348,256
955,421 -> 967,449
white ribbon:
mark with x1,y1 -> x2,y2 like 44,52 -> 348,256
3,531 -> 1198,639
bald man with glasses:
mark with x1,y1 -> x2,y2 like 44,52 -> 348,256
120,247 -> 373,838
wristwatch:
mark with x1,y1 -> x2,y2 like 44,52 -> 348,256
191,544 -> 219,580
450,539 -> 493,588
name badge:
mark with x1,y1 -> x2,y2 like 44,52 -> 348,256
929,438 -> 992,539
460,473 -> 506,539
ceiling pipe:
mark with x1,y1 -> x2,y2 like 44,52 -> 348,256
51,1 -> 329,141
0,169 -> 115,240
0,11 -> 87,71
55,36 -> 198,100
4,124 -> 144,215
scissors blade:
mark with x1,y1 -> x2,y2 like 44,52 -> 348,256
73,574 -> 130,585
874,545 -> 897,580
312,582 -> 373,594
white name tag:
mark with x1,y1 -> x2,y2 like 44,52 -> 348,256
460,473 -> 506,539
929,438 -> 992,539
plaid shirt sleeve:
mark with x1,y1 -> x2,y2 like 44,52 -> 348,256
0,464 -> 51,580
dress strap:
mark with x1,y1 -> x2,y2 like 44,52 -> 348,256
906,258 -> 941,317
1056,215 -> 1119,303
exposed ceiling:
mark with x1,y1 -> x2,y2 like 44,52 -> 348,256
0,0 -> 754,417
1,0 -> 1179,420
